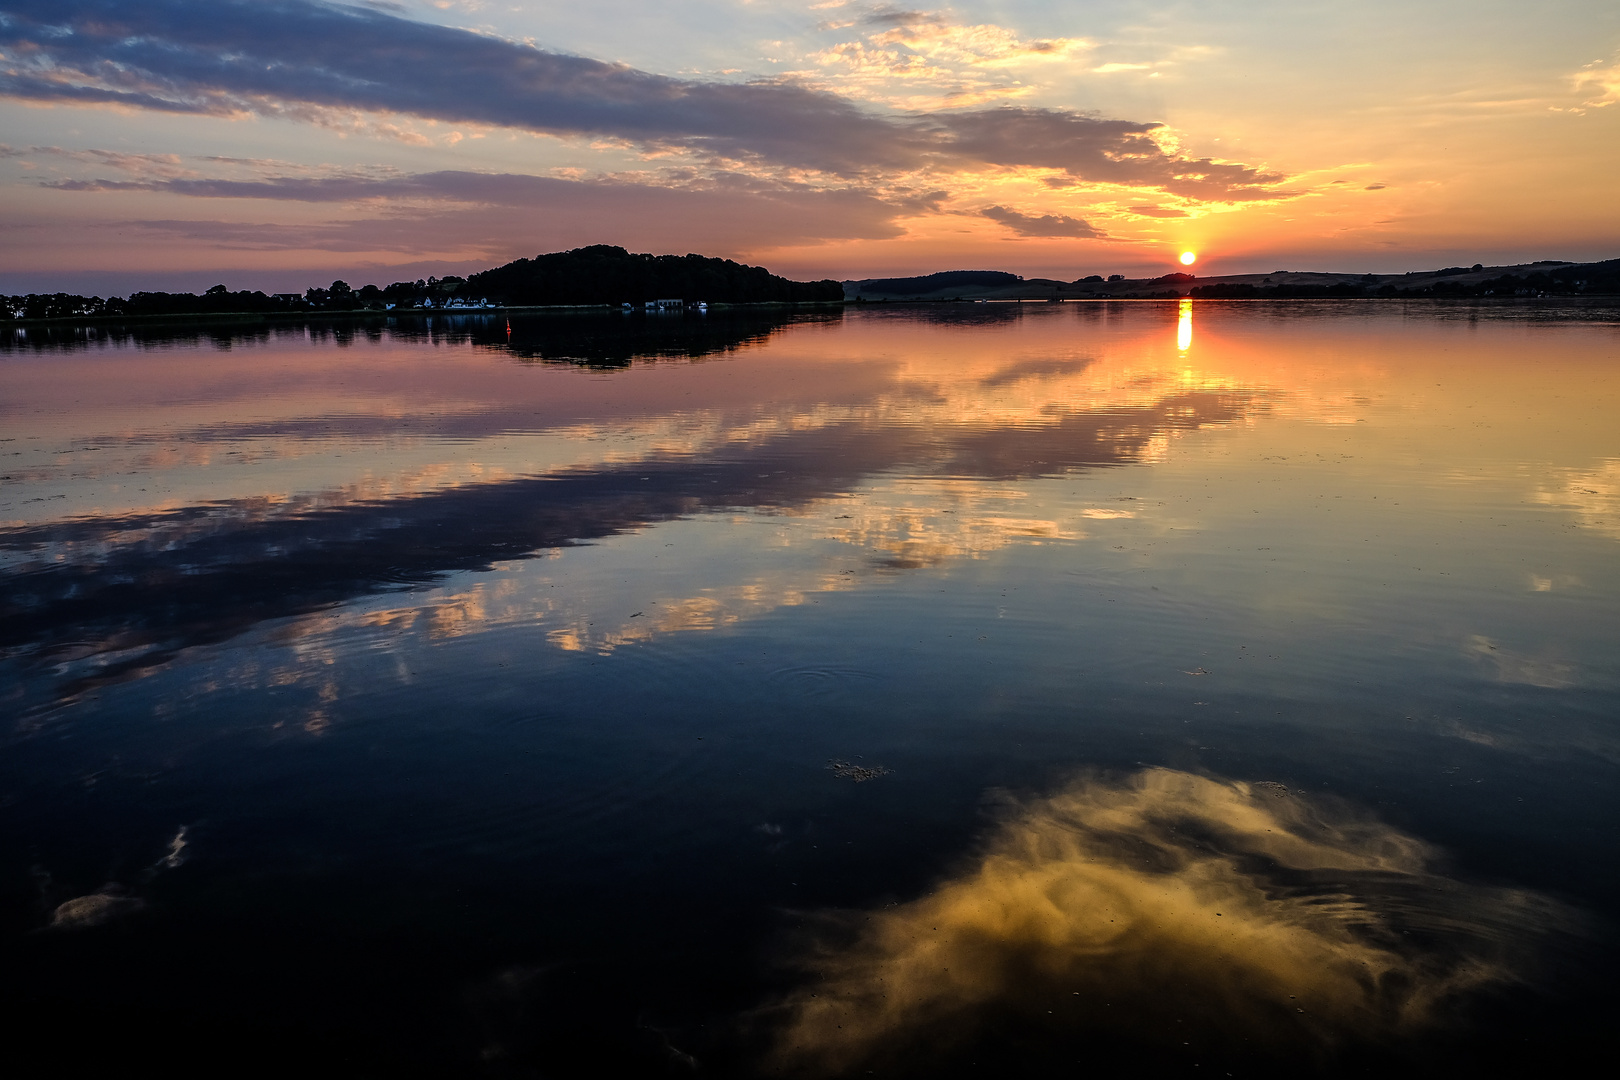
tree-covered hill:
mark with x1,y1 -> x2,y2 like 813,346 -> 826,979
466,245 -> 842,305
1187,259 -> 1620,299
848,270 -> 1024,298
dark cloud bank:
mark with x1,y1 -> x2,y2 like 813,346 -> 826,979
0,0 -> 1287,201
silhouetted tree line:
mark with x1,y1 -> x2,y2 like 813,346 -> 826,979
0,281 -> 394,322
8,255 -> 1615,322
3,247 -> 840,323
466,245 -> 843,305
1189,259 -> 1620,299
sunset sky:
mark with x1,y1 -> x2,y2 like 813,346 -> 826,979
2,0 -> 1617,293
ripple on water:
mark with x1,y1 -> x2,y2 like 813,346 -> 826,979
373,636 -> 774,863
372,565 -> 446,585
766,665 -> 882,698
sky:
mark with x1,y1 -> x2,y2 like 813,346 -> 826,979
1,0 -> 1617,293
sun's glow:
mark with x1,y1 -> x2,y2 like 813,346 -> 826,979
1179,251 -> 1197,266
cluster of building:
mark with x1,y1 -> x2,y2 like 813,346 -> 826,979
382,297 -> 496,311
624,299 -> 709,312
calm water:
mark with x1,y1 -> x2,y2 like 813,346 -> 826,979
3,302 -> 1618,1076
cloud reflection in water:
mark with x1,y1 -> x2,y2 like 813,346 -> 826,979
770,769 -> 1577,1074
1,378 -> 1258,707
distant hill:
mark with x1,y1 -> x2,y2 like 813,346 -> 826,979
1183,258 -> 1620,299
838,258 -> 1620,302
467,245 -> 842,306
849,271 -> 1024,298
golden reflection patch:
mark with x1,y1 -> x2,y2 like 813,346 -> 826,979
767,768 -> 1577,1074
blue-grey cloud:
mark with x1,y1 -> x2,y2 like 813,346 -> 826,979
864,6 -> 937,29
981,205 -> 1105,239
936,109 -> 1286,201
0,1 -> 1289,200
42,168 -> 908,213
0,0 -> 906,174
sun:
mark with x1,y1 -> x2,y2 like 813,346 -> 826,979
1179,251 -> 1197,266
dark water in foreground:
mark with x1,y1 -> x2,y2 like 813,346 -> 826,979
2,301 -> 1618,1076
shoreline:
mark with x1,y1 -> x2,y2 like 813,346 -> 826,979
8,294 -> 1620,331
1,299 -> 847,330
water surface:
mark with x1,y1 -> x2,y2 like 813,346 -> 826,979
3,301 -> 1618,1075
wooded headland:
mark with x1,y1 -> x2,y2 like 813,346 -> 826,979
3,245 -> 842,324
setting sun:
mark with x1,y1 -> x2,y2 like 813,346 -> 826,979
1180,251 -> 1198,266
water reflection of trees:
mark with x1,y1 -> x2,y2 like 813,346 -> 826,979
0,309 -> 824,365
486,311 -> 828,368
850,303 -> 1043,328
1,320 -> 323,353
